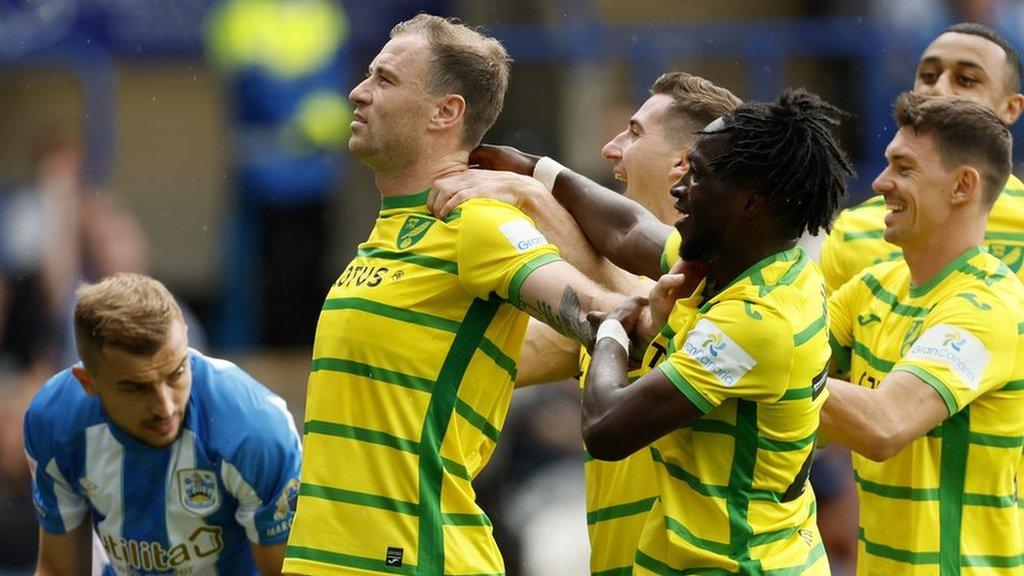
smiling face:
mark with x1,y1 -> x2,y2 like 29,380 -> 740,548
670,131 -> 738,262
873,127 -> 956,249
348,33 -> 437,171
75,320 -> 191,448
602,94 -> 687,220
915,32 -> 1022,124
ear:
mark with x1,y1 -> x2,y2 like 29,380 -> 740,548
430,94 -> 466,132
999,93 -> 1024,125
950,166 -> 981,206
738,188 -> 766,215
668,148 -> 689,182
72,365 -> 99,397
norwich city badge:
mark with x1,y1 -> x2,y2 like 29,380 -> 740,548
396,215 -> 435,249
178,469 -> 221,516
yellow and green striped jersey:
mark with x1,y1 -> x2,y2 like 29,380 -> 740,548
636,246 -> 831,575
828,246 -> 1024,576
575,230 -> 683,576
821,175 -> 1024,294
283,190 -> 562,576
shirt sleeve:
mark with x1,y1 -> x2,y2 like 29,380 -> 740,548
893,293 -> 1018,416
220,393 -> 303,545
656,299 -> 794,412
660,229 -> 682,274
827,272 -> 860,376
455,199 -> 562,305
23,406 -> 88,534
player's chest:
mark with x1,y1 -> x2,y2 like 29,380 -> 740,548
850,299 -> 931,389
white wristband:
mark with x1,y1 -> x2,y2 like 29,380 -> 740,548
596,319 -> 630,353
533,156 -> 566,193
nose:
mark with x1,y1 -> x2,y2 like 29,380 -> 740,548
924,72 -> 952,96
670,181 -> 686,200
872,170 -> 894,195
152,384 -> 176,420
349,77 -> 372,106
602,131 -> 625,162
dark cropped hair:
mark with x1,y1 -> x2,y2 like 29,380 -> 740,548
699,88 -> 854,237
894,92 -> 1011,206
942,22 -> 1022,94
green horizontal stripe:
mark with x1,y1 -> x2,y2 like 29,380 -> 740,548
855,471 -> 938,501
758,431 -> 816,452
1003,379 -> 1024,391
843,230 -> 885,241
764,542 -> 826,575
748,500 -> 817,549
793,316 -> 826,346
1019,322 -> 1024,335
455,399 -> 501,443
592,567 -> 633,576
441,512 -> 492,527
969,432 -> 1024,448
985,231 -> 1024,243
859,528 -> 939,564
690,418 -> 736,436
357,246 -> 458,274
1004,187 -> 1024,197
664,514 -> 730,554
587,496 -> 657,525
962,493 -> 1017,508
305,420 -> 418,454
962,554 -> 1024,568
660,363 -> 715,414
852,341 -> 895,372
478,338 -> 518,381
286,545 -> 416,575
650,447 -> 727,498
779,385 -> 812,401
322,297 -> 460,332
507,252 -> 562,308
442,458 -> 472,482
861,273 -> 930,317
312,357 -> 433,393
300,483 -> 417,515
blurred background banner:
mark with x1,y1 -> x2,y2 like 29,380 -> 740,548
1,1 -> 1022,574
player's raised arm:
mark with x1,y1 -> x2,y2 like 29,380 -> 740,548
439,144 -> 673,280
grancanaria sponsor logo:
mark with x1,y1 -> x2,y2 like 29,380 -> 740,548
905,324 -> 990,391
682,318 -> 757,387
700,333 -> 726,357
499,220 -> 547,253
101,526 -> 223,572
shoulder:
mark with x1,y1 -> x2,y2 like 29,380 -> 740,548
25,368 -> 102,456
188,350 -> 296,456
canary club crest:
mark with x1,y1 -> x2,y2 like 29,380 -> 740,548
396,215 -> 435,249
178,469 -> 220,516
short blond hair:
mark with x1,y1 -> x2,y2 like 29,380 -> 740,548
391,14 -> 511,149
74,273 -> 184,366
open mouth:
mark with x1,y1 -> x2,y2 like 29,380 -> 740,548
886,200 -> 906,214
613,169 -> 627,182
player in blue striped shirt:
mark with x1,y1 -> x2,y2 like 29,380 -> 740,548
24,273 -> 302,575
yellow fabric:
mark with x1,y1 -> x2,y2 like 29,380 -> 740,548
575,230 -> 683,575
821,175 -> 1024,294
828,247 -> 1024,575
637,247 -> 830,574
284,191 -> 562,575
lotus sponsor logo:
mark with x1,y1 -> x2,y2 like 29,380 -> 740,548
906,324 -> 990,391
683,319 -> 757,387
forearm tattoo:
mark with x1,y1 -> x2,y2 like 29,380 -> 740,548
524,286 -> 594,345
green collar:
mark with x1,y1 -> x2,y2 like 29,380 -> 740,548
380,188 -> 431,211
908,245 -> 985,298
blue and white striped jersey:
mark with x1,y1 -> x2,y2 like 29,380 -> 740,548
24,349 -> 302,575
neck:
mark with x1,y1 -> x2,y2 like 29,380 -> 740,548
706,237 -> 797,294
901,217 -> 985,287
375,150 -> 469,198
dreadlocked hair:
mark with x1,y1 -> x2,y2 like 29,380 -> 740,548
700,88 -> 855,237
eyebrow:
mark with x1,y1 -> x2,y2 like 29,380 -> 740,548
918,56 -> 988,75
115,355 -> 188,387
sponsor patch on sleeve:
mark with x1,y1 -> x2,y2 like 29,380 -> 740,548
499,220 -> 548,253
904,323 -> 990,391
682,318 -> 757,387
